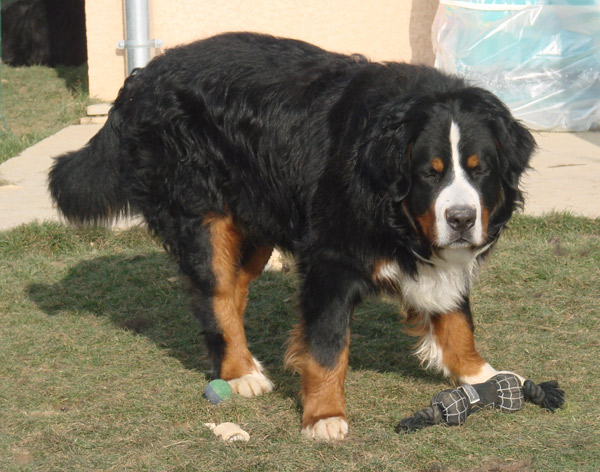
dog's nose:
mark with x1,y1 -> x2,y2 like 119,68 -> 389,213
446,206 -> 476,233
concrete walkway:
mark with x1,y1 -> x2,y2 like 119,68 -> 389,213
522,131 -> 599,217
0,124 -> 598,231
1,125 -> 101,230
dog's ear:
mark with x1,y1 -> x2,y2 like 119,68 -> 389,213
495,116 -> 536,207
361,96 -> 429,202
459,87 -> 536,208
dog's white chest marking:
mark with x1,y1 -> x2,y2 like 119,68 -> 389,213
375,250 -> 481,378
377,248 -> 478,315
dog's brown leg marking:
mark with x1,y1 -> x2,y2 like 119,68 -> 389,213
432,310 -> 486,380
234,245 -> 273,318
286,325 -> 349,432
204,214 -> 270,381
404,309 -> 430,337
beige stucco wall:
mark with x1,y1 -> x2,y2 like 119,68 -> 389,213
86,0 -> 438,101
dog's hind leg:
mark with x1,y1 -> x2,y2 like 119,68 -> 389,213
226,239 -> 274,396
182,214 -> 274,397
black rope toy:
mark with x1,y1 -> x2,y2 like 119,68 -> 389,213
397,373 -> 565,433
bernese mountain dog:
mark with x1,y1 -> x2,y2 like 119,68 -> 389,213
49,32 -> 536,440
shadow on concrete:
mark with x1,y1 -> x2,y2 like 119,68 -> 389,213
575,131 -> 600,148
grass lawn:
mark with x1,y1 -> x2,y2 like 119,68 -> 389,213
0,64 -> 93,164
0,214 -> 598,471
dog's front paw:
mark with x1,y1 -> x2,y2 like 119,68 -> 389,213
302,416 -> 348,440
228,370 -> 274,397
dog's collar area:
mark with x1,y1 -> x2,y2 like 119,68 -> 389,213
411,239 -> 493,267
410,248 -> 435,266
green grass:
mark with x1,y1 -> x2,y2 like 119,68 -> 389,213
1,214 -> 599,471
0,64 -> 94,163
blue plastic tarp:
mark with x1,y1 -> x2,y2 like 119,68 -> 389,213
433,0 -> 600,130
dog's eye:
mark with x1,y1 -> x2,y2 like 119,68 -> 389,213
418,158 -> 444,183
466,155 -> 487,178
420,169 -> 442,183
468,164 -> 488,179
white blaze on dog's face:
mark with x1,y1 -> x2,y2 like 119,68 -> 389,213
434,122 -> 484,248
406,119 -> 497,250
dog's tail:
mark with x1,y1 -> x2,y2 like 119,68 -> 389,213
49,108 -> 130,225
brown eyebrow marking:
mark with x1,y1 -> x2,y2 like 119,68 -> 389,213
467,155 -> 480,169
432,157 -> 444,173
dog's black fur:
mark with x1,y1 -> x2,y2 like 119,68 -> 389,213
50,33 -> 535,435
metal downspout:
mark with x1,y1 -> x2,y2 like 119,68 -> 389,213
117,0 -> 162,75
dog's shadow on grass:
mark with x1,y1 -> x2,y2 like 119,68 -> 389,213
28,252 -> 438,391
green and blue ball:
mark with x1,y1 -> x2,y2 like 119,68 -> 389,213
204,379 -> 233,404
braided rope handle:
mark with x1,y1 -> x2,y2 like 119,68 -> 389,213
523,379 -> 565,412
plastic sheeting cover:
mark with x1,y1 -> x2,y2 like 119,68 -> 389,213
433,0 -> 600,131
